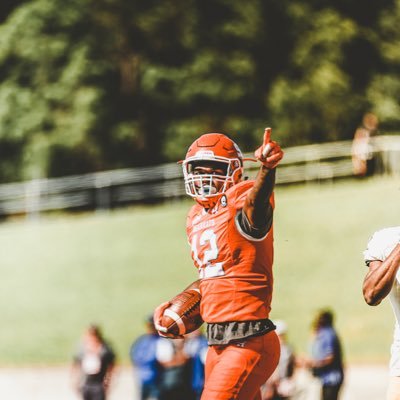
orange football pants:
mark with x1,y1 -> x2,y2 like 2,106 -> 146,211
201,331 -> 280,400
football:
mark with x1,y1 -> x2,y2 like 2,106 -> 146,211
161,286 -> 203,336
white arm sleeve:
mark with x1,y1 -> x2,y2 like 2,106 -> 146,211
363,227 -> 400,263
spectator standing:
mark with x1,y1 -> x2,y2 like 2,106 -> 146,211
185,328 -> 208,400
262,320 -> 296,400
362,226 -> 400,400
156,337 -> 195,400
130,314 -> 161,400
304,310 -> 344,400
351,112 -> 379,177
72,324 -> 116,400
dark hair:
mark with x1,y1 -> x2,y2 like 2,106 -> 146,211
146,314 -> 154,324
313,309 -> 334,330
87,324 -> 104,342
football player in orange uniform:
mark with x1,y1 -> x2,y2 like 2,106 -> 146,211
154,128 -> 284,400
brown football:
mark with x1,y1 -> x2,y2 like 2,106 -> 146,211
161,288 -> 203,336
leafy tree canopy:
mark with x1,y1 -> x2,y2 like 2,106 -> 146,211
0,0 -> 398,182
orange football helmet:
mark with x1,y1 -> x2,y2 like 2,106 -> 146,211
181,133 -> 243,209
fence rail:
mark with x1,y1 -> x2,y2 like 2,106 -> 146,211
0,135 -> 399,218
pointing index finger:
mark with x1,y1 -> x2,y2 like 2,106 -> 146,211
262,127 -> 272,157
263,127 -> 271,146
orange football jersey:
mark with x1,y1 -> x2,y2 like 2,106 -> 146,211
186,180 -> 275,323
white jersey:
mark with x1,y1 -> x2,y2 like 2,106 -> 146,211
364,226 -> 400,376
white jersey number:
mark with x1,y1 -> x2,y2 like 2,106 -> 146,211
191,229 -> 225,278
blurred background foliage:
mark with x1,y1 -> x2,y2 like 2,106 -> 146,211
0,0 -> 400,182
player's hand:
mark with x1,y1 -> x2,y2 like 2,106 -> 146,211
154,301 -> 170,333
153,301 -> 183,339
254,127 -> 284,169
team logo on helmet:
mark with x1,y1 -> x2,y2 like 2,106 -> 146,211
220,195 -> 228,208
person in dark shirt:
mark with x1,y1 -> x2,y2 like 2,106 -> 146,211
156,337 -> 194,400
262,320 -> 296,400
304,310 -> 344,400
72,324 -> 116,400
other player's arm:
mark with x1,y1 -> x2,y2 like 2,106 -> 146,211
241,127 -> 283,234
363,243 -> 400,306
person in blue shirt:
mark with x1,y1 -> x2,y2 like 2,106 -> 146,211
184,329 -> 208,400
306,309 -> 344,400
130,315 -> 162,400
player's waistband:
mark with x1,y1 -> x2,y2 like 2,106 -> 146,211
207,318 -> 276,345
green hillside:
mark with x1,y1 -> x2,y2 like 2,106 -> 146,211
0,176 -> 398,365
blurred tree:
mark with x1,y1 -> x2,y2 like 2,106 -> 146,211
162,0 -> 294,158
0,0 -> 27,23
87,0 -> 200,167
0,0 -> 103,180
366,0 -> 400,131
268,4 -> 369,145
0,0 -> 398,182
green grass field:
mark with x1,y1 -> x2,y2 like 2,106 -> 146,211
0,176 -> 398,366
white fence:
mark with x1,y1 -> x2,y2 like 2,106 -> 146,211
0,135 -> 399,218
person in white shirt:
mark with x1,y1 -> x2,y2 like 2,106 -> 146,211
363,226 -> 400,400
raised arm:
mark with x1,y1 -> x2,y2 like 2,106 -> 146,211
242,127 -> 283,232
363,243 -> 400,306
